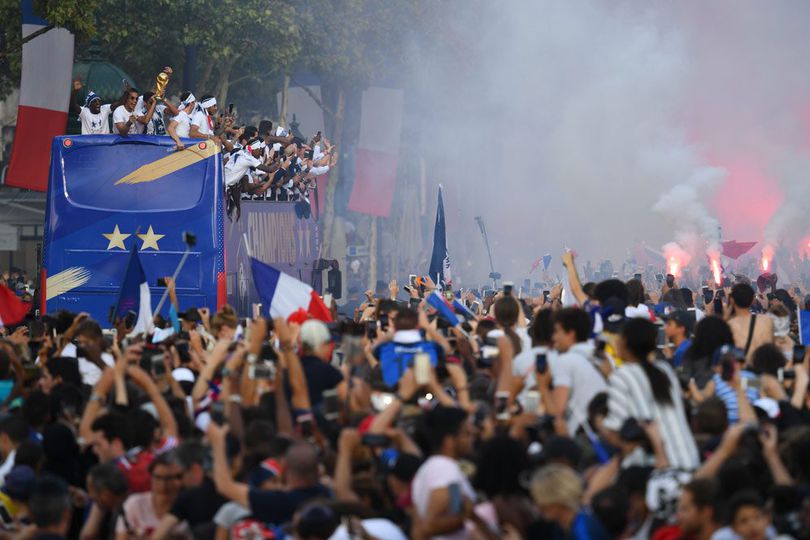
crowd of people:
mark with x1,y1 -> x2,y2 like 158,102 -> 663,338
0,250 -> 809,540
2,269 -> 33,303
69,67 -> 338,219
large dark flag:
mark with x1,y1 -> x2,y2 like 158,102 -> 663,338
428,186 -> 451,286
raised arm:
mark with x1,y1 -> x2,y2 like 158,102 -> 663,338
70,79 -> 83,115
562,251 -> 587,305
126,365 -> 179,439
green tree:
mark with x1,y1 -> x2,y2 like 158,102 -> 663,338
290,0 -> 430,258
0,0 -> 100,99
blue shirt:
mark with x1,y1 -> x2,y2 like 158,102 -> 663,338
672,339 -> 692,368
570,510 -> 610,540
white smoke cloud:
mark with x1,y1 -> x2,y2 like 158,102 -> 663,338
404,0 -> 810,284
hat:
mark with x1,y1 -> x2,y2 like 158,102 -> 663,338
180,308 -> 202,323
662,310 -> 694,334
300,320 -> 330,349
753,397 -> 780,419
539,435 -> 582,467
2,465 -> 35,502
247,458 -> 283,487
600,297 -> 627,333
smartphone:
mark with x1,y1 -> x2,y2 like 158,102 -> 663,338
535,353 -> 548,374
542,290 -> 550,302
322,388 -> 340,421
210,401 -> 225,426
656,273 -> 664,283
156,277 -> 167,287
666,274 -> 675,287
657,326 -> 667,349
503,281 -> 514,296
714,290 -> 724,314
228,103 -> 234,115
409,274 -> 418,288
151,356 -> 166,376
524,390 -> 540,413
124,310 -> 137,329
448,482 -> 463,515
361,433 -> 391,447
634,273 -> 642,281
414,352 -> 431,385
793,344 -> 806,362
702,286 -> 713,304
495,390 -> 510,421
366,321 -> 378,340
778,368 -> 796,382
249,362 -> 276,380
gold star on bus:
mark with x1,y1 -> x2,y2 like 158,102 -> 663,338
138,225 -> 165,251
102,225 -> 130,250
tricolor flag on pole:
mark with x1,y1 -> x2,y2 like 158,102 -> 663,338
115,242 -> 153,335
428,185 -> 451,287
250,257 -> 332,323
5,0 -> 75,191
0,284 -> 31,327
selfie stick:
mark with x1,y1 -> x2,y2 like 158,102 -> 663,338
474,216 -> 499,288
152,232 -> 196,318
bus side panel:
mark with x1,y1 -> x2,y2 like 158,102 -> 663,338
43,135 -> 223,324
224,201 -> 320,317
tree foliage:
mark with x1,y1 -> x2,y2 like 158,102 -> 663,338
0,0 -> 101,99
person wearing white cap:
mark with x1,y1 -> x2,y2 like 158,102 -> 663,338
290,319 -> 347,409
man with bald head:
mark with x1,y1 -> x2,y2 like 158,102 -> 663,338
207,424 -> 331,527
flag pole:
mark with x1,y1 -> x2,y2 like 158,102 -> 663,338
152,233 -> 195,318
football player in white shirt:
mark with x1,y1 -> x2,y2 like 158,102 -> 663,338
69,79 -> 124,135
190,95 -> 218,139
113,89 -> 153,135
167,91 -> 197,151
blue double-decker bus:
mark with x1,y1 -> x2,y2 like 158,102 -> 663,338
41,135 -> 225,322
41,134 -> 322,323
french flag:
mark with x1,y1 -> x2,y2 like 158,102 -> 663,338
115,242 -> 153,335
250,257 -> 332,323
5,0 -> 74,191
0,284 -> 31,327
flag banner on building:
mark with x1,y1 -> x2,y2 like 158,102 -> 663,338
5,0 -> 75,191
347,86 -> 404,217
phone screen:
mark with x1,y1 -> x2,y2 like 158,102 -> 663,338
535,353 -> 548,374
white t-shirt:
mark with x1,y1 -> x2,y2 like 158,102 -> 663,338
79,104 -> 112,134
190,109 -> 213,136
328,519 -> 407,540
112,105 -> 139,134
172,111 -> 192,138
62,342 -> 114,386
512,345 -> 555,407
549,342 -> 607,436
411,455 -> 475,540
224,149 -> 262,187
135,97 -> 167,135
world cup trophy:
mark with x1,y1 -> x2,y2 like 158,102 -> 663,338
153,67 -> 172,101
